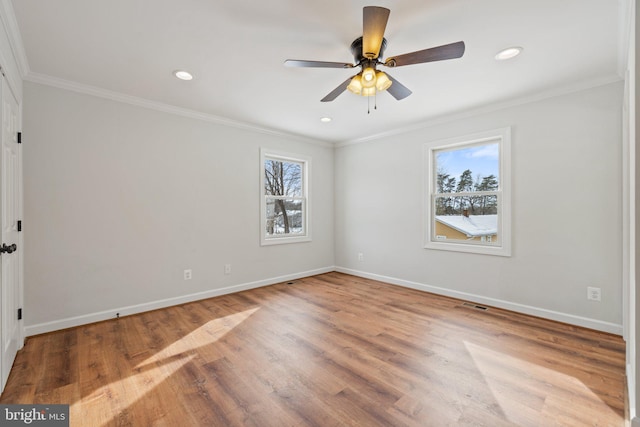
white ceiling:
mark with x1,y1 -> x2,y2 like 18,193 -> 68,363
10,0 -> 626,144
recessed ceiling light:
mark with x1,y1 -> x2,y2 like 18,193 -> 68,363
173,70 -> 193,81
495,47 -> 523,61
320,117 -> 332,123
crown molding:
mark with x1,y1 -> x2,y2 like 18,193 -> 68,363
22,70 -> 622,151
24,71 -> 333,148
336,74 -> 623,148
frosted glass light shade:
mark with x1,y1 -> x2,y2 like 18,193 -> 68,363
361,87 -> 376,97
361,67 -> 376,88
347,75 -> 363,94
375,71 -> 392,91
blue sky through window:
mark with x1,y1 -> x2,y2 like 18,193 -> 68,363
436,142 -> 499,183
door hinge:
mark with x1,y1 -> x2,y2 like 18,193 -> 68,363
17,308 -> 22,320
17,220 -> 21,232
17,132 -> 21,144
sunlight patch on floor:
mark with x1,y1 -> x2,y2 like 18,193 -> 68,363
136,307 -> 261,370
464,341 -> 622,426
71,307 -> 260,426
72,354 -> 195,427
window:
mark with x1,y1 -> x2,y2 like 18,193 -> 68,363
260,150 -> 311,245
425,128 -> 511,256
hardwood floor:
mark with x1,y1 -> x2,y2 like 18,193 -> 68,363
1,272 -> 626,426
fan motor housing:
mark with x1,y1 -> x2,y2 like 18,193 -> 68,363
350,37 -> 387,64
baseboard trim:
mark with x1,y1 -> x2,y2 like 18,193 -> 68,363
25,266 -> 334,336
25,266 -> 623,337
335,267 -> 623,335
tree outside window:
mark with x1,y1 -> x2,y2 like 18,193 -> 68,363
260,150 -> 310,245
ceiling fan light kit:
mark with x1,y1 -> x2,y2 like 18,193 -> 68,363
346,69 -> 392,96
284,6 -> 465,107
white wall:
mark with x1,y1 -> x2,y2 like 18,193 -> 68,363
335,82 -> 624,333
22,82 -> 334,335
22,79 -> 624,336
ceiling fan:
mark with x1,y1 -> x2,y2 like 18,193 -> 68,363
284,6 -> 465,103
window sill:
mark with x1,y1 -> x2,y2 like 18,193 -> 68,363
424,240 -> 511,257
261,235 -> 312,246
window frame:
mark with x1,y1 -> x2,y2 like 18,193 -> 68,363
260,149 -> 311,246
424,128 -> 512,256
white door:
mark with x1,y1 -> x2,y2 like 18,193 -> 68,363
0,75 -> 21,390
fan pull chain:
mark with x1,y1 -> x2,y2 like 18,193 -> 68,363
367,90 -> 380,114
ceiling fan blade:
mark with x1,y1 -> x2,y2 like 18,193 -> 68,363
362,6 -> 390,59
384,41 -> 465,67
386,74 -> 412,100
284,59 -> 354,69
321,76 -> 355,102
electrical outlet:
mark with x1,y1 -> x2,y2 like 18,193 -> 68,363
224,264 -> 232,275
357,252 -> 364,262
587,286 -> 601,302
184,269 -> 192,280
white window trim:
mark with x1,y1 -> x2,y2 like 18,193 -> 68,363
260,148 -> 311,246
424,127 -> 512,256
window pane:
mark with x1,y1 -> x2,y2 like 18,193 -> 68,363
265,198 -> 303,236
264,159 -> 303,197
432,141 -> 500,246
433,195 -> 499,244
435,142 -> 499,194
261,150 -> 311,246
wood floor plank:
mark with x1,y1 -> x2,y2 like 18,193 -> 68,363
0,272 -> 626,426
